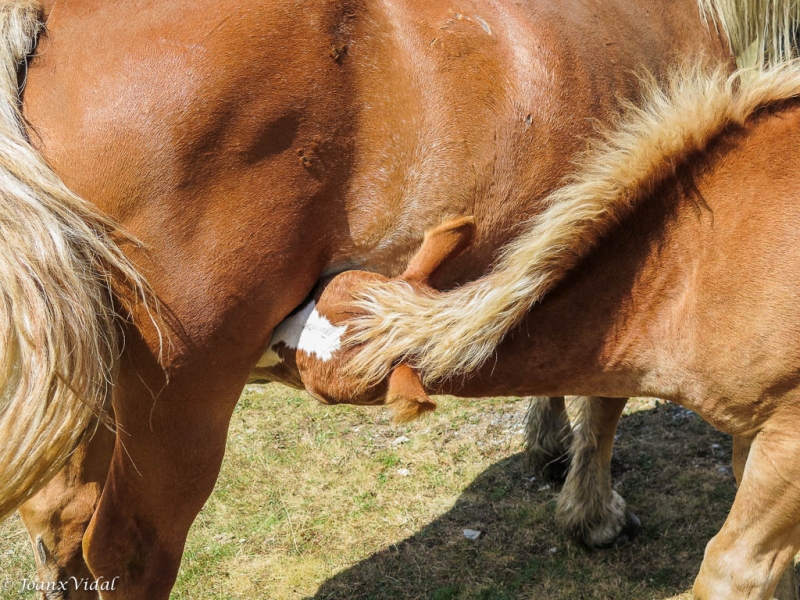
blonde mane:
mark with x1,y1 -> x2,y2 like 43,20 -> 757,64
346,62 -> 800,386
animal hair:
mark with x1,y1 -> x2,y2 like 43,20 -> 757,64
0,1 -> 158,520
346,61 -> 800,387
698,0 -> 800,67
388,394 -> 436,423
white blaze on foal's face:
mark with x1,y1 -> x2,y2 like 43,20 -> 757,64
296,301 -> 348,360
258,299 -> 346,367
257,300 -> 315,367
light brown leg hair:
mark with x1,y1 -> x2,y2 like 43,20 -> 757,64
524,396 -> 573,481
731,435 -> 799,600
556,397 -> 640,548
18,423 -> 115,600
694,421 -> 800,600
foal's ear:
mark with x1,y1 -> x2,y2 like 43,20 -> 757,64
386,216 -> 475,420
386,363 -> 436,423
401,216 -> 475,286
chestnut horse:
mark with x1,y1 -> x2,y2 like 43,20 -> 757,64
290,59 -> 800,600
0,0 -> 732,598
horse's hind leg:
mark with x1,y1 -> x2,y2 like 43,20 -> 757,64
17,422 -> 115,600
80,337 -> 250,600
525,396 -> 573,481
729,434 -> 799,600
694,418 -> 800,600
556,396 -> 641,548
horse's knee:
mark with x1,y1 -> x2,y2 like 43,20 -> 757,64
694,535 -> 797,600
19,491 -> 96,592
694,422 -> 800,600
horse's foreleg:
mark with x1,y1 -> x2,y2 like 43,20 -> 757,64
728,434 -> 799,600
524,396 -> 573,481
81,345 -> 247,600
555,396 -> 640,548
694,419 -> 800,600
18,424 -> 114,600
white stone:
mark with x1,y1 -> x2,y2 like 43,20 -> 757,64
463,529 -> 482,540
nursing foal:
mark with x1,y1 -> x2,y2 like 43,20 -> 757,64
283,62 -> 800,600
0,0 -> 730,598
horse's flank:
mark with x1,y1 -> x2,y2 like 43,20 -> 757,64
0,0 -> 750,596
346,61 -> 800,386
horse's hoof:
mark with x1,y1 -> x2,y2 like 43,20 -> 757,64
567,491 -> 640,549
612,511 -> 641,546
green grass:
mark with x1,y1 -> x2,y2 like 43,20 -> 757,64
0,389 -> 757,599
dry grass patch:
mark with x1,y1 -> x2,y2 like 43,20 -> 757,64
0,388 -> 753,599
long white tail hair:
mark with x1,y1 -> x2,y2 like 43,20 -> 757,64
0,1 -> 154,520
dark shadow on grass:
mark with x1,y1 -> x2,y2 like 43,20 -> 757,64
307,404 -> 737,600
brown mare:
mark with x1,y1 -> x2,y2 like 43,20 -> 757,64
0,0 -> 732,598
281,55 -> 800,600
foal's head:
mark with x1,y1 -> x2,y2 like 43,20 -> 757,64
260,216 -> 475,421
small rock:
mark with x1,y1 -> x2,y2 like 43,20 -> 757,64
537,484 -> 551,492
717,467 -> 729,474
463,529 -> 482,540
397,468 -> 410,476
392,435 -> 410,446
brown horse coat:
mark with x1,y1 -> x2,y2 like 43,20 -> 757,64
296,65 -> 800,599
1,0 -> 730,598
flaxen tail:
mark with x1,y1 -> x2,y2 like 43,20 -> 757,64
346,63 -> 800,387
0,2 -> 154,520
343,0 -> 800,389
